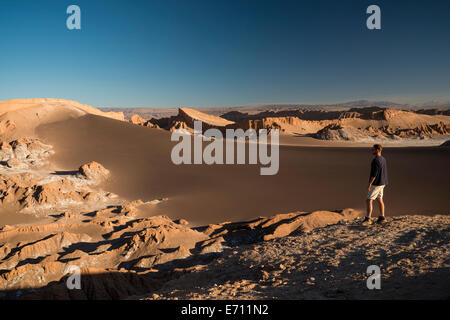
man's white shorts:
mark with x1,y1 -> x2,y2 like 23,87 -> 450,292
367,185 -> 385,200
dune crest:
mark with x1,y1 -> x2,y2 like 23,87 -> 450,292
0,98 -> 124,140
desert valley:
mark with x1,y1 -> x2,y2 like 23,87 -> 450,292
0,98 -> 448,299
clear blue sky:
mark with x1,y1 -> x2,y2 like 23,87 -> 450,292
0,0 -> 449,108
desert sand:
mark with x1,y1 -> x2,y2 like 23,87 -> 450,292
0,99 -> 448,300
37,114 -> 450,224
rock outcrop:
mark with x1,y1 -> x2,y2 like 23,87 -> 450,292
313,121 -> 450,141
129,114 -> 147,125
77,161 -> 110,182
0,138 -> 54,169
0,207 -> 362,299
199,208 -> 360,246
141,215 -> 450,300
132,108 -> 235,133
313,124 -> 364,141
0,151 -> 117,215
0,172 -> 117,215
128,114 -> 160,129
125,106 -> 450,142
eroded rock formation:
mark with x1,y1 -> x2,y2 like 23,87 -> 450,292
0,208 -> 361,299
126,106 -> 450,142
0,138 -> 54,169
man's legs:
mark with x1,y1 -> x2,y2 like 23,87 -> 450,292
366,199 -> 373,217
376,197 -> 385,217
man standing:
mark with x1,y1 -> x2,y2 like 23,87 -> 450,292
363,144 -> 388,225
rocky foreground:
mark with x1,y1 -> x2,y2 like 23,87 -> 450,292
1,196 -> 448,300
0,198 -> 361,299
140,215 -> 450,300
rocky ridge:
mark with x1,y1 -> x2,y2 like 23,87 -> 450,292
128,106 -> 450,143
141,215 -> 450,300
0,207 -> 360,299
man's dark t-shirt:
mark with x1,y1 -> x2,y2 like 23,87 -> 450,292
370,155 -> 388,186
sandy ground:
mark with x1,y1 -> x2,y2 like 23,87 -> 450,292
141,215 -> 450,300
0,207 -> 43,226
36,114 -> 450,225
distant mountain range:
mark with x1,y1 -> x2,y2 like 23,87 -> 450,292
100,100 -> 450,120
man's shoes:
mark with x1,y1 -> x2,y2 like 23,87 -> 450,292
362,216 -> 372,225
376,216 -> 386,224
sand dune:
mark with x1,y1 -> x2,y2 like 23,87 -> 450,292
36,113 -> 450,224
0,99 -> 124,140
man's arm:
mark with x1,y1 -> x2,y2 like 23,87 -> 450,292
369,159 -> 380,190
368,176 -> 376,191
